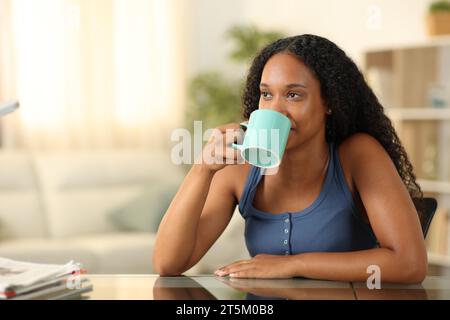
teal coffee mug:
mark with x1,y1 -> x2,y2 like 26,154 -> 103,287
232,109 -> 291,168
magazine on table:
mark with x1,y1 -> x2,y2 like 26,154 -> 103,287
0,257 -> 91,299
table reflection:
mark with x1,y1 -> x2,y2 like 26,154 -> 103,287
217,277 -> 355,300
153,276 -> 430,300
153,276 -> 217,300
353,283 -> 429,300
154,276 -> 355,300
82,275 -> 450,300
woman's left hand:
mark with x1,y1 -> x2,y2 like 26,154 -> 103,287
214,254 -> 297,279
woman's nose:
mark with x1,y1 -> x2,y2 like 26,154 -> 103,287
268,101 -> 288,116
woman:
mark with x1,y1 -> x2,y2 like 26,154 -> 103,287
153,34 -> 427,283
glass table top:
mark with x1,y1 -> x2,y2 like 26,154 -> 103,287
80,275 -> 450,300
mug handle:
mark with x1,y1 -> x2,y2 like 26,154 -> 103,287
231,122 -> 248,150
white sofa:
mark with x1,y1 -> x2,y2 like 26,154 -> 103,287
0,150 -> 249,274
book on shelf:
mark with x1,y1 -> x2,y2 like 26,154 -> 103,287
0,257 -> 92,300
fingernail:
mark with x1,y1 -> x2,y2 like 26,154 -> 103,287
229,273 -> 236,277
215,270 -> 224,276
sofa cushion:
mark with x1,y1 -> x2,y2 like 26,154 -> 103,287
0,192 -> 47,239
42,186 -> 146,237
0,237 -> 99,271
0,152 -> 46,239
33,150 -> 183,238
34,150 -> 182,189
0,152 -> 38,190
0,232 -> 156,273
107,182 -> 178,233
68,232 -> 155,273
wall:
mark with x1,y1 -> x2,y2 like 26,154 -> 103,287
187,0 -> 434,76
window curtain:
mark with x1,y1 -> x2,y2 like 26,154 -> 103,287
0,0 -> 186,150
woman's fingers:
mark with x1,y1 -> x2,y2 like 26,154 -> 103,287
204,127 -> 244,165
210,124 -> 245,145
216,259 -> 251,272
215,123 -> 242,133
215,260 -> 254,276
215,147 -> 244,164
202,143 -> 242,165
199,122 -> 246,171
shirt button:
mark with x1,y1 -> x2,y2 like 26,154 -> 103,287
284,218 -> 289,223
283,240 -> 288,245
284,229 -> 289,234
285,251 -> 289,255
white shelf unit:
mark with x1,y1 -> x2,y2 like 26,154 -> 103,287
386,108 -> 450,121
428,252 -> 450,268
418,179 -> 450,195
365,40 -> 450,268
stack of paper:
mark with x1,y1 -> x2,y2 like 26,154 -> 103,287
0,258 -> 92,300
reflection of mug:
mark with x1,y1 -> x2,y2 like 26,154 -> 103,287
232,109 -> 291,168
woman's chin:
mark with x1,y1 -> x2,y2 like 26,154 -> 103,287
285,132 -> 298,149
285,137 -> 306,152
285,141 -> 296,151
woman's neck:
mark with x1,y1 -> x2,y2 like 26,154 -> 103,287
266,138 -> 330,188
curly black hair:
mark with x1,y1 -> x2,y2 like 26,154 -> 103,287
242,34 -> 424,222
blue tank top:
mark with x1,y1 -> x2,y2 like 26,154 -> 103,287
238,143 -> 378,257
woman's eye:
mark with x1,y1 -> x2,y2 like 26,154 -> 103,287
287,92 -> 302,99
261,91 -> 272,98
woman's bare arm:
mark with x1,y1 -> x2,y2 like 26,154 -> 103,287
153,124 -> 243,275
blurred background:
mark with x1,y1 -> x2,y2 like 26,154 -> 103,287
0,0 -> 449,276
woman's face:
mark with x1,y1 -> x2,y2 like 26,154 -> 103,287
258,52 -> 328,150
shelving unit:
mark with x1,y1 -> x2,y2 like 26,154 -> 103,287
364,39 -> 450,268
428,252 -> 450,268
418,179 -> 450,195
386,108 -> 450,121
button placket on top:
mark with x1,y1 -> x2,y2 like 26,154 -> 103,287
283,214 -> 291,255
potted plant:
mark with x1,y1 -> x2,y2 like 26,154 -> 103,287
427,0 -> 450,36
186,25 -> 284,131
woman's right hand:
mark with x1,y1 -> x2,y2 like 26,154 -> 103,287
197,123 -> 245,173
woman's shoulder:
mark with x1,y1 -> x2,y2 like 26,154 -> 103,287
337,133 -> 389,193
212,163 -> 253,203
338,133 -> 389,166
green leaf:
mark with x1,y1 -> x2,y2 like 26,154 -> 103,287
185,25 -> 286,132
186,72 -> 243,130
429,0 -> 450,13
226,25 -> 285,64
